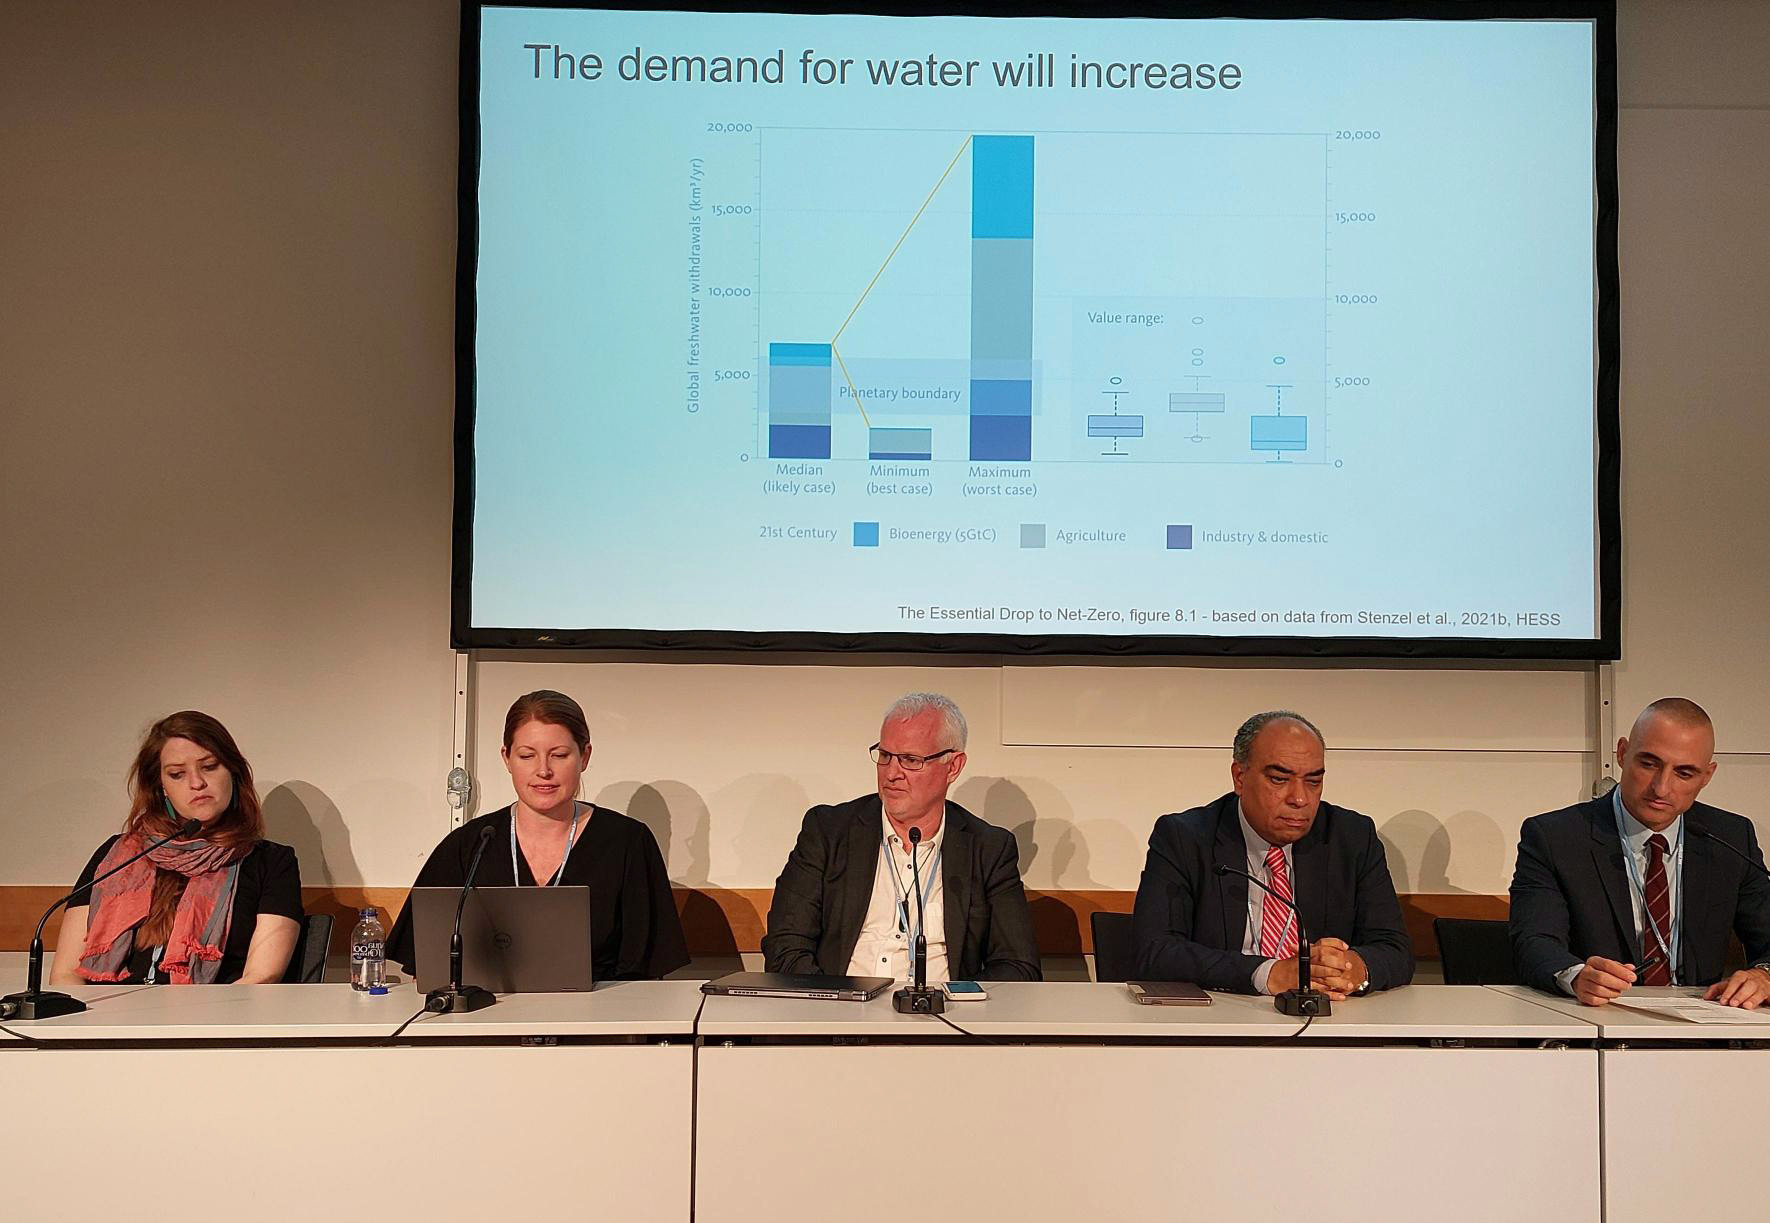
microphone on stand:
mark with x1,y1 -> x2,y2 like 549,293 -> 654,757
1216,863 -> 1331,1018
893,825 -> 945,1015
1,818 -> 202,1021
426,823 -> 498,1015
1691,826 -> 1770,880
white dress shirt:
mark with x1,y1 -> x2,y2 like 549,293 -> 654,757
846,812 -> 949,983
1238,804 -> 1295,995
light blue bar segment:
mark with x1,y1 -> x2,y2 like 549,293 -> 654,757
868,428 -> 933,459
1170,392 -> 1228,413
971,238 -> 1033,361
768,363 -> 831,427
1087,415 -> 1144,438
1250,415 -> 1308,451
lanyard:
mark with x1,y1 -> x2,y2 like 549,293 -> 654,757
511,802 -> 582,886
1613,794 -> 1684,982
881,834 -> 941,946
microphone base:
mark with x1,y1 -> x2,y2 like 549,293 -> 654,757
0,990 -> 88,1021
426,985 -> 496,1014
892,987 -> 945,1015
1275,988 -> 1330,1018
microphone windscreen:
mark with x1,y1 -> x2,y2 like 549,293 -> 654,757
909,826 -> 921,845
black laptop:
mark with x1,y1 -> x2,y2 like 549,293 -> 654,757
701,971 -> 894,1001
410,885 -> 597,994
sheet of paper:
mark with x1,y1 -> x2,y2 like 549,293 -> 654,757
1614,997 -> 1770,1024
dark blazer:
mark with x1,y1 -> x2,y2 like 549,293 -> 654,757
1509,795 -> 1770,993
1130,792 -> 1414,993
761,794 -> 1042,981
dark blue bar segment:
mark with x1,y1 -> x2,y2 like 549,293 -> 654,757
970,414 -> 1031,462
972,135 -> 1034,240
769,424 -> 830,459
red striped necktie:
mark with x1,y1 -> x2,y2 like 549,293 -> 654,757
1640,833 -> 1673,986
1258,845 -> 1299,959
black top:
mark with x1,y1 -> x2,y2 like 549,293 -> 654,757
386,805 -> 690,981
69,837 -> 304,984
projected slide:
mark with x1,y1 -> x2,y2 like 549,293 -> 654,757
466,6 -> 1603,646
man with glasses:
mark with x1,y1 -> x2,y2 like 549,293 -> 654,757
1510,697 -> 1770,1009
762,692 -> 1041,982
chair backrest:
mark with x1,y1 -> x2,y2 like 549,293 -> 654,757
1434,917 -> 1517,985
281,912 -> 335,984
1090,910 -> 1137,983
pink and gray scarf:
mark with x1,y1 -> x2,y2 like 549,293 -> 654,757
78,832 -> 249,984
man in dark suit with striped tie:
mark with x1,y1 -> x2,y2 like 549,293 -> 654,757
1131,711 -> 1414,997
1510,697 -> 1770,1009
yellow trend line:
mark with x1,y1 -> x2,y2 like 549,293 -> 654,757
831,344 -> 874,429
831,135 -> 973,347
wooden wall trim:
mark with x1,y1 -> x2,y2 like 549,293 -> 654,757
1,885 -> 1506,960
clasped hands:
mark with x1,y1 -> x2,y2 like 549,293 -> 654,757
1572,957 -> 1770,1009
1266,938 -> 1368,1000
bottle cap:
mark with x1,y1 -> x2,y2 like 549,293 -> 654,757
369,985 -> 389,995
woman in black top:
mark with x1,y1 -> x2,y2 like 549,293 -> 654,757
387,690 -> 689,981
51,711 -> 302,986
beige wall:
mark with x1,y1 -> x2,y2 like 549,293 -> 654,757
3,2 -> 1766,898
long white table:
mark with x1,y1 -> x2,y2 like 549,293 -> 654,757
1491,984 -> 1770,1223
9,975 -> 1766,1223
696,982 -> 1601,1223
0,975 -> 701,1222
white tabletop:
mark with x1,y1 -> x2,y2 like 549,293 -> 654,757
0,978 -> 705,1042
1488,983 -> 1770,1040
696,981 -> 1599,1039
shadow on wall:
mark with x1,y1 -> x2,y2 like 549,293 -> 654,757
612,780 -> 714,886
953,775 -> 1145,955
262,781 -> 359,888
1378,808 -> 1510,894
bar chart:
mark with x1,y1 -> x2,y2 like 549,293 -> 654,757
752,126 -> 1330,468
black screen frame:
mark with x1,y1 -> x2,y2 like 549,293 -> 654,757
451,0 -> 1621,660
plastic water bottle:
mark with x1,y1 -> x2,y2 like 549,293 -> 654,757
350,908 -> 386,991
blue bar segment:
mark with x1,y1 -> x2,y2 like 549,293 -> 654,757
972,136 -> 1035,239
970,135 -> 1034,461
769,342 -> 832,459
770,343 -> 833,367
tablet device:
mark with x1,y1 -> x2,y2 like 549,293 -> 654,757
701,971 -> 894,1001
1127,981 -> 1213,1006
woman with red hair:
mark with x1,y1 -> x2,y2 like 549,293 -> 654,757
50,711 -> 303,985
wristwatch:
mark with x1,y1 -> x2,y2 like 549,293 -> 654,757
1353,975 -> 1373,995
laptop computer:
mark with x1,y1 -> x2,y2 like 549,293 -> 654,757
410,886 -> 597,995
701,971 -> 895,1001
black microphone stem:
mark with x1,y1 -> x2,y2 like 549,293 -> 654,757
1692,827 -> 1770,878
1216,862 -> 1330,1017
7,816 -> 201,1019
429,822 -> 499,1015
909,825 -> 927,992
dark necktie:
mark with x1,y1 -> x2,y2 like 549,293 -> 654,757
1640,832 -> 1673,986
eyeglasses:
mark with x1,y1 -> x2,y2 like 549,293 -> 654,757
869,745 -> 956,772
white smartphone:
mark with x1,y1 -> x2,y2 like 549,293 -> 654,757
941,980 -> 988,1001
